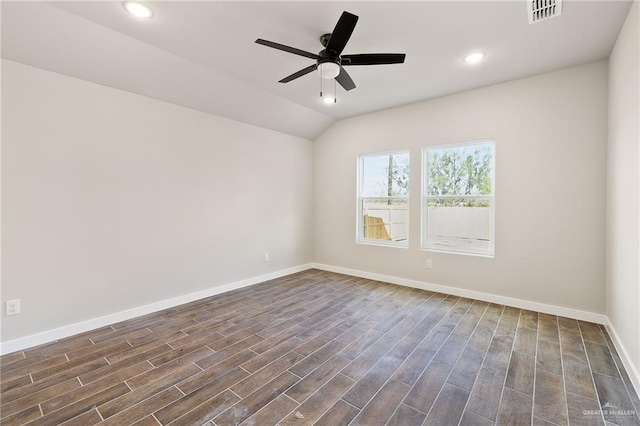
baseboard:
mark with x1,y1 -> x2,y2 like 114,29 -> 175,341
0,263 -> 314,355
604,319 -> 640,398
4,262 -> 637,396
311,263 -> 608,324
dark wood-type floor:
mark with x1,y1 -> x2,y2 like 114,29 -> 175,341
1,270 -> 639,426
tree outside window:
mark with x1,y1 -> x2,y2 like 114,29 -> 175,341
423,141 -> 495,256
358,151 -> 409,247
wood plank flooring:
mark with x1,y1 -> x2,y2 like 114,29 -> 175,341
1,269 -> 639,425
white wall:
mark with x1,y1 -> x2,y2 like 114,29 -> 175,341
314,61 -> 608,314
1,60 -> 314,342
607,0 -> 640,383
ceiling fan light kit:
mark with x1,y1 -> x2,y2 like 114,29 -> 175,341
255,11 -> 406,101
318,62 -> 341,79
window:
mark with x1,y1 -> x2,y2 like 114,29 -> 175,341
423,140 -> 495,256
357,151 -> 409,247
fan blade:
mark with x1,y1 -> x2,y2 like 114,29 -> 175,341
325,12 -> 358,57
342,53 -> 406,66
335,67 -> 356,91
279,64 -> 317,83
255,39 -> 319,60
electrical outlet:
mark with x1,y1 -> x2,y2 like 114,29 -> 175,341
264,253 -> 270,262
426,259 -> 433,269
6,299 -> 20,316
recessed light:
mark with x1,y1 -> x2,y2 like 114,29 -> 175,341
463,52 -> 486,64
123,1 -> 153,18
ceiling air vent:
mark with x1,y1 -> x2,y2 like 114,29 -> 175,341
527,0 -> 562,24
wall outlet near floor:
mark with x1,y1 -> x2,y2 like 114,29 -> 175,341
6,299 -> 20,316
263,253 -> 270,262
426,259 -> 433,269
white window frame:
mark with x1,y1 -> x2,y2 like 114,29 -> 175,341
357,150 -> 410,248
422,140 -> 495,257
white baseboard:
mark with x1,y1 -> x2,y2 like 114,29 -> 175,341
311,263 -> 608,324
6,262 -> 637,399
604,319 -> 640,398
0,264 -> 314,355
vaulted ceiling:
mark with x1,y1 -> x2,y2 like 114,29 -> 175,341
2,1 -> 632,139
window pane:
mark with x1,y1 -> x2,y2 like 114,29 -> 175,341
426,143 -> 493,196
362,198 -> 408,242
423,140 -> 494,256
425,197 -> 492,252
358,151 -> 409,247
361,153 -> 409,197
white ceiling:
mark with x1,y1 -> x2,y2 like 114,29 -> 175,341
1,1 -> 632,139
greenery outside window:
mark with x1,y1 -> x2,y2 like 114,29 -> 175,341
357,151 -> 409,247
423,140 -> 495,256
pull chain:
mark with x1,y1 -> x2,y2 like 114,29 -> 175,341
318,64 -> 337,104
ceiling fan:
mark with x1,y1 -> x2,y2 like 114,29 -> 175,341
255,11 -> 406,91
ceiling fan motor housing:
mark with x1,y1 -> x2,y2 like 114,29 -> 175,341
320,33 -> 332,48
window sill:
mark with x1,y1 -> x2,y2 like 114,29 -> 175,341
357,239 -> 409,249
422,246 -> 494,258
